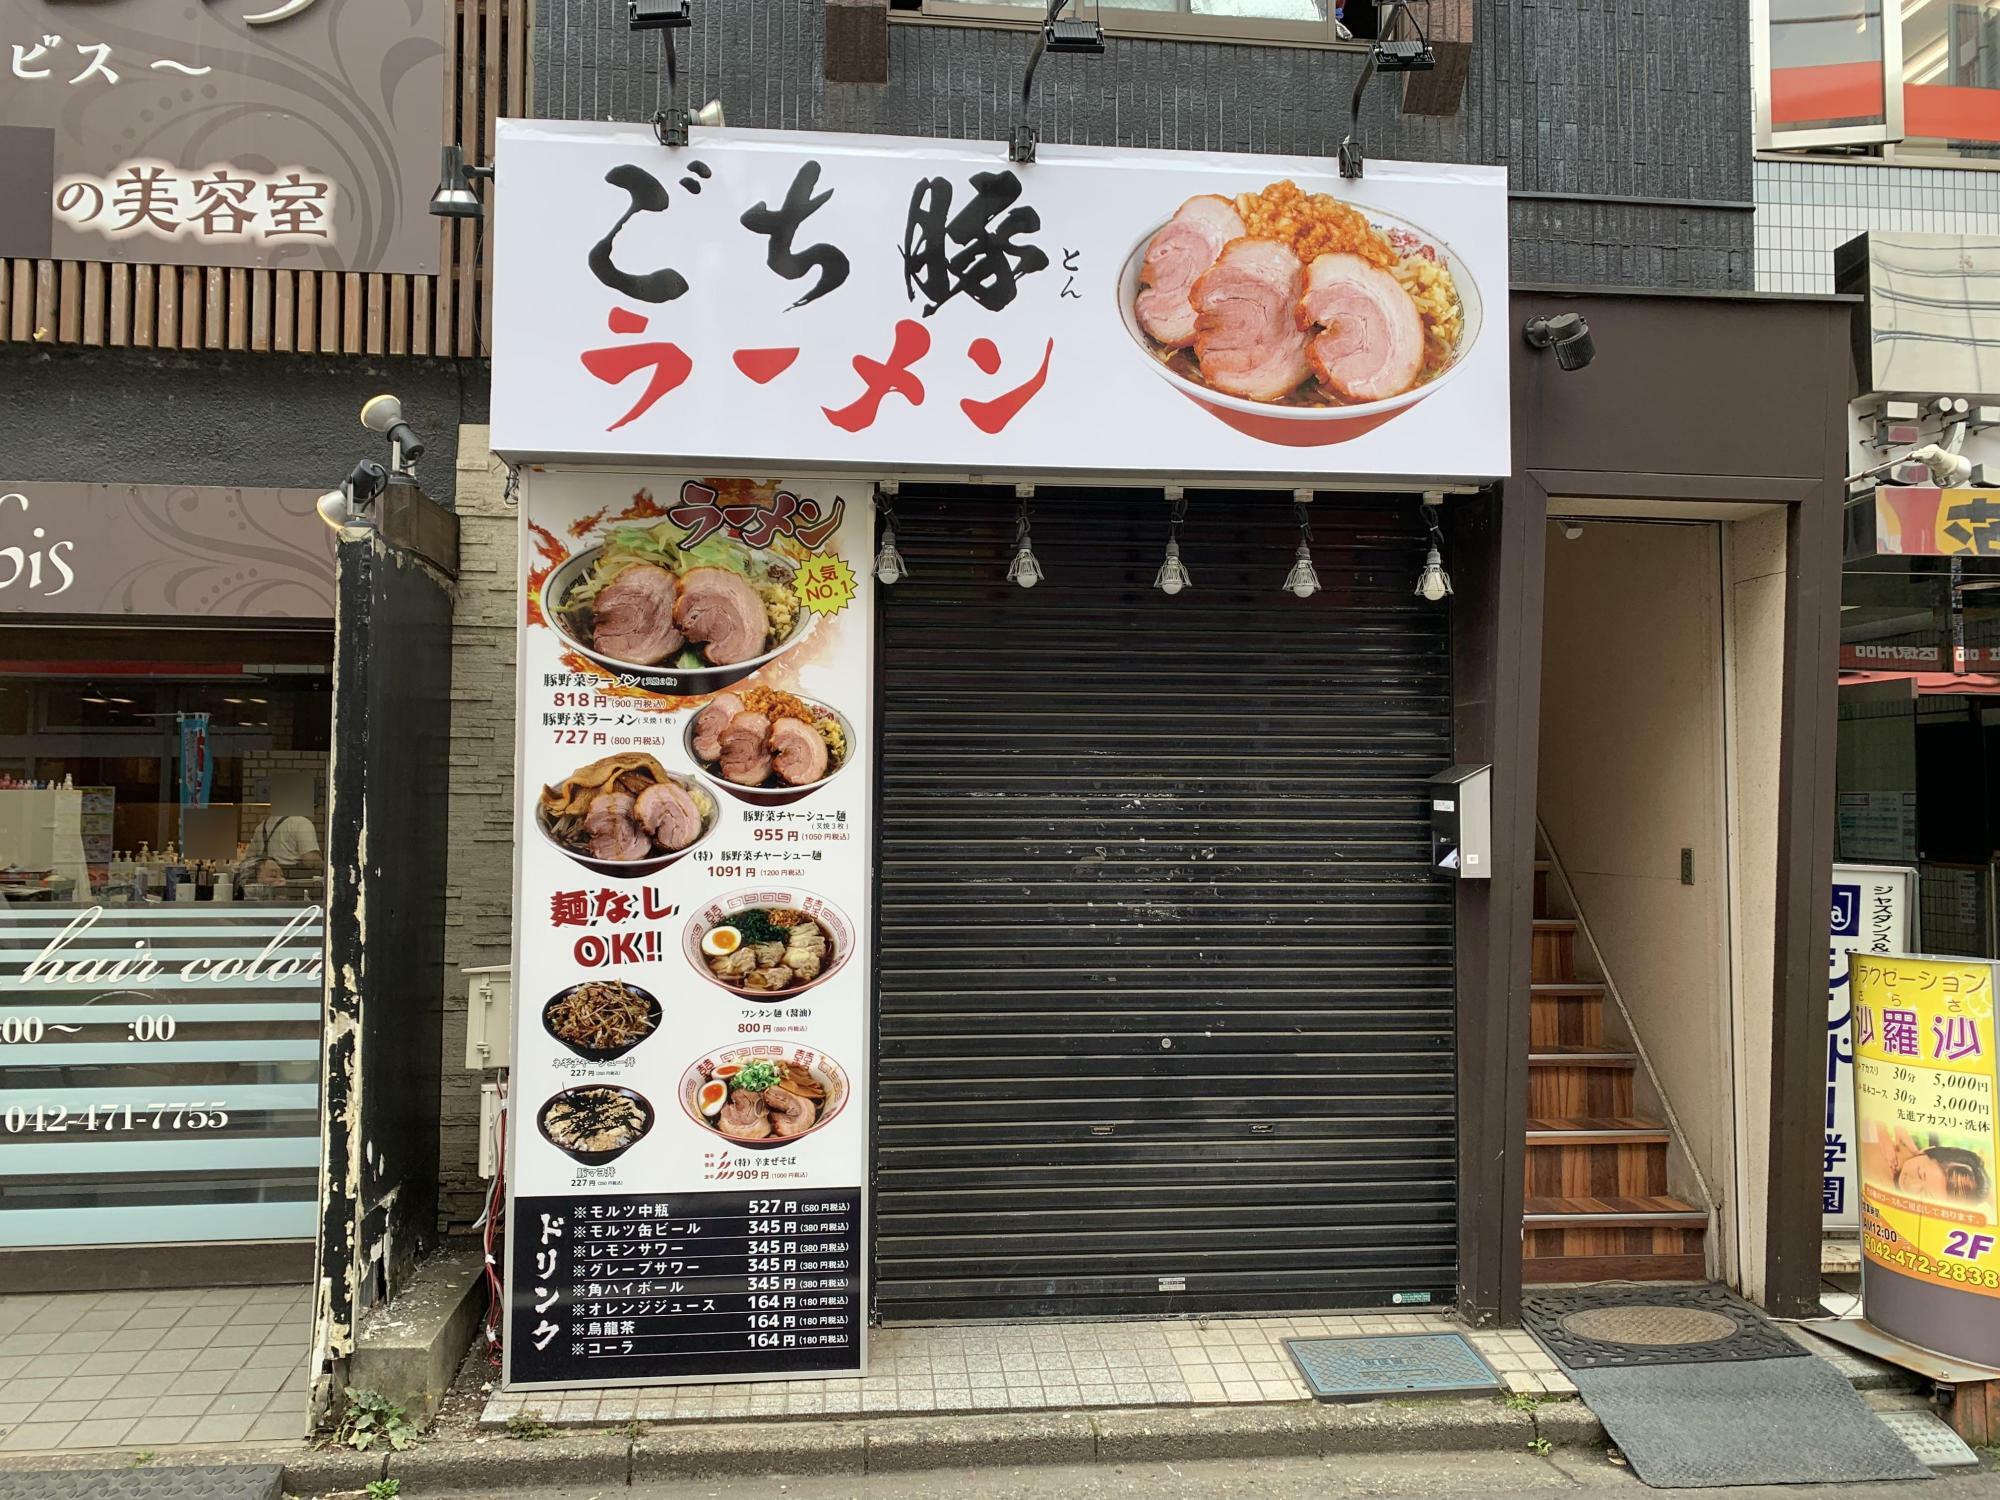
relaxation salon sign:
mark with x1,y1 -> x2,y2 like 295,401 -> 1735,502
0,0 -> 445,271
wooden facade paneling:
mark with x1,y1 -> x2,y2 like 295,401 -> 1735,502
0,0 -> 525,360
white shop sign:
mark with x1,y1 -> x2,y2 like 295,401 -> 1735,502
1825,864 -> 1916,1231
490,123 -> 1509,481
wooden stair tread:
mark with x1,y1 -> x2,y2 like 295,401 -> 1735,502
1524,1194 -> 1707,1223
1532,919 -> 1577,931
1529,1047 -> 1635,1065
1528,1120 -> 1672,1144
1532,981 -> 1604,992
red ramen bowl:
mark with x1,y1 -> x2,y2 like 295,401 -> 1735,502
678,1043 -> 850,1151
1115,207 -> 1484,447
684,889 -> 856,1003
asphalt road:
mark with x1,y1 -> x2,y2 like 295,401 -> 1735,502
412,1447 -> 1999,1499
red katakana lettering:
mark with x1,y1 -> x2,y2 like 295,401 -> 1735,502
961,336 -> 1054,435
824,318 -> 930,433
580,307 -> 693,431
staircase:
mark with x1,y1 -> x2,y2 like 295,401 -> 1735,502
1524,860 -> 1709,1282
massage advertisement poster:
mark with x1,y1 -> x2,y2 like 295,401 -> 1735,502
1851,953 -> 1999,1299
505,469 -> 871,1389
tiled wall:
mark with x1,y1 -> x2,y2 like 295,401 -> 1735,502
1754,157 -> 2000,294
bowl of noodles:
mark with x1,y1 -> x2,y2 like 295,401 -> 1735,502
1117,179 -> 1483,447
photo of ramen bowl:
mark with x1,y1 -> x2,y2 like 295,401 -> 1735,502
679,1045 -> 850,1150
544,528 -> 818,695
1118,181 -> 1483,448
535,753 -> 721,878
683,687 -> 856,808
684,891 -> 856,1002
537,1084 -> 655,1166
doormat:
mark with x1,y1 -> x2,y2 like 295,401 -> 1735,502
1522,1284 -> 1808,1370
0,1468 -> 281,1500
1570,1359 -> 1931,1488
1874,1407 -> 1982,1468
1283,1333 -> 1500,1400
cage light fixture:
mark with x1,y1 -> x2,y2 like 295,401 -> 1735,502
1284,496 -> 1321,599
1007,492 -> 1044,588
874,492 -> 909,586
1154,493 -> 1192,596
1415,491 -> 1451,603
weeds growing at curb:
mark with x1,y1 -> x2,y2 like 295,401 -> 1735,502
506,1410 -> 555,1441
1528,1436 -> 1553,1455
366,1481 -> 402,1499
1505,1392 -> 1546,1413
126,1452 -> 154,1467
332,1389 -> 418,1453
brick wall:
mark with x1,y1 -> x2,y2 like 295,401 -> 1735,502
438,427 -> 519,1234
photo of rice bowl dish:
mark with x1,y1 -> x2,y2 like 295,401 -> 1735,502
684,686 -> 853,806
537,752 -> 719,876
685,892 -> 855,1000
545,522 -> 816,690
1121,179 -> 1481,445
680,1045 -> 849,1149
538,1084 -> 654,1165
542,978 -> 662,1062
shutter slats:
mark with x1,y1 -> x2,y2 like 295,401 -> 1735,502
872,487 -> 1458,1321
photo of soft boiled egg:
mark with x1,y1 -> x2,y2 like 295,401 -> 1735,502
701,925 -> 744,959
698,1079 -> 729,1117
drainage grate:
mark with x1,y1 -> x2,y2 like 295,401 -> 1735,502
1876,1408 -> 1982,1468
1523,1284 -> 1809,1371
0,1468 -> 282,1500
1284,1333 -> 1500,1401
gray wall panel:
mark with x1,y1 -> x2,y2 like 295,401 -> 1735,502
532,0 -> 1752,290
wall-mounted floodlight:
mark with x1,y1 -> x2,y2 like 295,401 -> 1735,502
1010,0 -> 1105,164
1523,312 -> 1596,372
428,143 -> 493,222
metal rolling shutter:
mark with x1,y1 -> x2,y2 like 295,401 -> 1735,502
872,486 -> 1457,1321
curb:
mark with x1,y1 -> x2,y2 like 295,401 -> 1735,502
0,1395 -> 1611,1495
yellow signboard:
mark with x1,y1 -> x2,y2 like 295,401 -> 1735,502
1851,954 -> 2000,1297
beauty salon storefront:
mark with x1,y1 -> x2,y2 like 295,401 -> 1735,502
0,482 -> 334,1289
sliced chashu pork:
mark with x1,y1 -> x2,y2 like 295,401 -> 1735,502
673,567 -> 769,667
1299,252 -> 1425,403
1136,195 -> 1247,349
691,692 -> 744,762
716,1088 -> 771,1139
768,717 -> 830,787
590,563 -> 684,665
582,791 -> 651,862
1189,239 -> 1312,402
718,711 -> 774,786
634,779 -> 705,850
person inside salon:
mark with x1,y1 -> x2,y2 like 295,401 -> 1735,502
239,775 -> 324,890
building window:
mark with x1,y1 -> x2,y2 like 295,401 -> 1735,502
890,0 -> 1367,48
1757,0 -> 2000,160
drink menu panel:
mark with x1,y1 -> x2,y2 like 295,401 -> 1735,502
506,471 -> 870,1389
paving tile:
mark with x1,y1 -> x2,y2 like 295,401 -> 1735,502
1223,1382 -> 1262,1402
0,1335 -> 58,1358
16,1353 -> 89,1380
206,1325 -> 269,1349
31,1401 -> 103,1424
95,1329 -> 166,1354
154,1325 -> 221,1350
0,1403 -> 33,1425
0,1420 -> 76,1451
169,1369 -> 234,1396
75,1351 -> 145,1377
221,1365 -> 288,1395
147,1394 -> 221,1418
187,1346 -> 253,1373
175,1306 -> 238,1328
62,1417 -> 137,1449
247,1343 -> 308,1370
130,1348 -> 199,1374
86,1395 -> 160,1422
184,1414 -> 255,1444
246,1410 -> 304,1442
121,1415 -> 196,1447
206,1391 -> 276,1416
51,1375 -> 120,1402
1,1377 -> 66,1404
0,1357 -> 31,1383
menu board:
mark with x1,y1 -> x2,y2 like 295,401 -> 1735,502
506,470 -> 871,1391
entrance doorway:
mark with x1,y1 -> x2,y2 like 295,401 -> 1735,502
872,486 -> 1457,1321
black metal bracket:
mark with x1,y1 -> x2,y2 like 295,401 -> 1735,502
652,26 -> 689,146
1339,0 -> 1435,180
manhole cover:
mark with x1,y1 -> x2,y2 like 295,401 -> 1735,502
1284,1333 -> 1500,1401
1559,1306 -> 1741,1346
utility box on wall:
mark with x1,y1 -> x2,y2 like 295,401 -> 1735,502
1429,764 -> 1492,879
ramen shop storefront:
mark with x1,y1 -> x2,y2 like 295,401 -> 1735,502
489,120 -> 1510,1392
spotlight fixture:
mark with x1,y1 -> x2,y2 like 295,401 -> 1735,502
427,143 -> 493,222
1006,494 -> 1044,588
1522,313 -> 1596,372
1560,521 -> 1584,541
627,0 -> 691,28
1338,0 -> 1434,179
360,394 -> 426,470
1154,494 -> 1192,596
1010,0 -> 1106,164
1415,492 -> 1451,603
1283,496 -> 1321,599
315,459 -> 390,531
875,494 -> 910,586
632,0 -> 724,146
